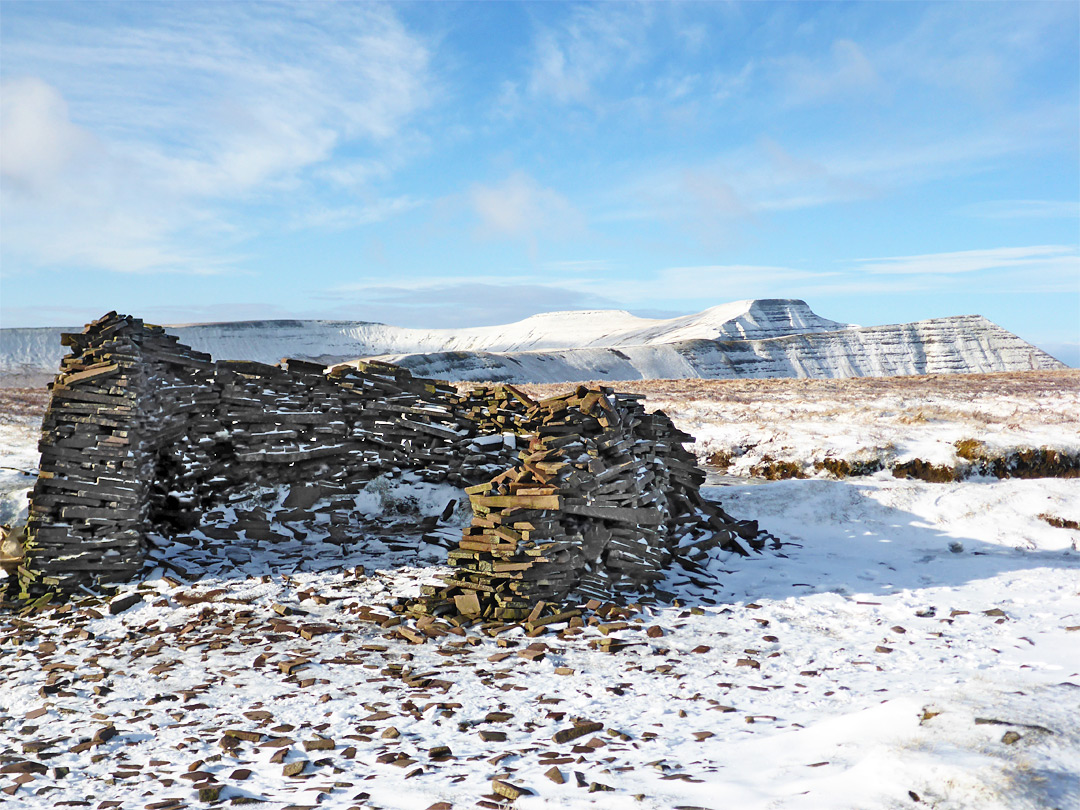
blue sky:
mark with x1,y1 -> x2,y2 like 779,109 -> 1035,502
2,1 -> 1078,361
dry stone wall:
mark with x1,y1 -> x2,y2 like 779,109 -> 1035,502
19,312 -> 756,615
417,388 -> 757,621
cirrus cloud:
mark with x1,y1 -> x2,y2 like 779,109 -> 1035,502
0,4 -> 433,276
857,245 -> 1078,276
468,171 -> 584,248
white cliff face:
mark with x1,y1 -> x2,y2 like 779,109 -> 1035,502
374,315 -> 1067,384
0,301 -> 1064,386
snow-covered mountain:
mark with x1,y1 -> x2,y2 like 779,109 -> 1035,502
0,299 -> 1065,386
376,315 -> 1066,383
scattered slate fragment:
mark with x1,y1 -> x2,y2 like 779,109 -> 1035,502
282,761 -> 306,777
92,726 -> 118,745
492,779 -> 532,800
0,760 -> 48,775
553,721 -> 604,744
545,766 -> 565,784
109,593 -> 143,614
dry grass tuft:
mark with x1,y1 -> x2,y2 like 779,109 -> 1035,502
0,388 -> 50,425
500,369 -> 1080,406
1038,513 -> 1080,531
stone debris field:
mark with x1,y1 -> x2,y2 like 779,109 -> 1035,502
1,315 -> 1078,810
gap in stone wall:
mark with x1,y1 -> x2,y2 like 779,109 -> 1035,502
142,473 -> 469,588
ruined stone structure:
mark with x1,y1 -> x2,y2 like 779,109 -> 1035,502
18,312 -> 756,617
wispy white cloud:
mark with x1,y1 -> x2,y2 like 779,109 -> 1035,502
877,2 -> 1073,104
857,245 -> 1077,276
678,23 -> 708,54
555,264 -> 837,309
0,77 -> 97,198
597,136 -> 873,240
556,247 -> 1079,308
468,172 -> 583,248
649,265 -> 834,302
315,160 -> 393,192
318,278 -> 615,328
776,38 -> 882,106
768,4 -> 1075,110
292,197 -> 424,232
598,93 -> 1075,246
959,200 -> 1080,220
0,5 -> 432,275
711,62 -> 754,103
325,263 -> 836,317
775,245 -> 1080,297
0,77 -> 240,275
525,5 -> 649,106
332,273 -> 539,294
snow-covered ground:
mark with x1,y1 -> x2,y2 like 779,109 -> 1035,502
0,389 -> 46,527
2,377 -> 1079,809
524,371 -> 1080,478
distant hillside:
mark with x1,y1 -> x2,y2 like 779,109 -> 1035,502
373,315 -> 1064,383
0,299 -> 1065,386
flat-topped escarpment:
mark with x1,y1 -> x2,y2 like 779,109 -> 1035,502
1,300 -> 1064,386
373,315 -> 1066,384
1,299 -> 841,374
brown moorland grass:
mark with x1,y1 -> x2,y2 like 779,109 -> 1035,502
0,387 -> 50,425
3,372 -> 1077,483
505,368 -> 1080,405
464,370 -> 1080,481
9,370 -> 1075,424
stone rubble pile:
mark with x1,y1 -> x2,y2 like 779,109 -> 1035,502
416,387 -> 757,620
18,312 -> 760,614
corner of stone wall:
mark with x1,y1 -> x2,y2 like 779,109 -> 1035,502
22,313 -> 153,597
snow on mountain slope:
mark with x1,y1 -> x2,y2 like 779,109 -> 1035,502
0,300 -> 1062,386
0,299 -> 844,377
375,315 -> 1066,383
0,300 -> 840,371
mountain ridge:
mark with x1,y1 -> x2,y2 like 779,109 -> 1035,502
0,299 -> 1065,386
370,315 -> 1065,384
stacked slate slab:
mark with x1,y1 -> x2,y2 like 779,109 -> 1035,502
20,313 -> 758,612
22,315 -> 158,592
414,386 -> 757,620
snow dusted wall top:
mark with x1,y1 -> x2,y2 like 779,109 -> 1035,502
2,299 -> 1065,387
